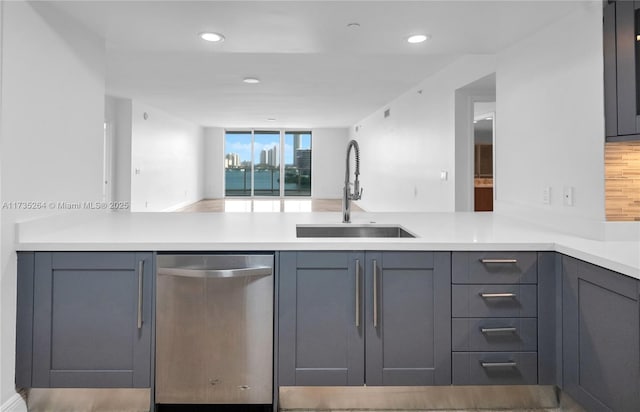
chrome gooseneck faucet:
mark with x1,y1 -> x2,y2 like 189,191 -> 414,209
343,139 -> 363,223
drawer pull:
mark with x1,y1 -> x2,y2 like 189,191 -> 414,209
481,327 -> 517,334
480,259 -> 518,264
480,292 -> 517,299
373,259 -> 379,328
481,361 -> 517,368
137,260 -> 144,330
355,259 -> 361,328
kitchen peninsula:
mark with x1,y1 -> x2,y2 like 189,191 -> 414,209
13,211 -> 640,411
14,212 -> 640,278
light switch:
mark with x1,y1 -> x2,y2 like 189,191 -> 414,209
543,187 -> 551,205
563,186 -> 574,206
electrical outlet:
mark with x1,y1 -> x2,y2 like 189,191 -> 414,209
543,187 -> 551,205
563,186 -> 574,206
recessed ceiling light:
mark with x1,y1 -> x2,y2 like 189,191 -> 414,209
485,117 -> 493,120
267,118 -> 277,122
347,22 -> 361,29
407,34 -> 429,44
243,77 -> 260,84
199,32 -> 225,42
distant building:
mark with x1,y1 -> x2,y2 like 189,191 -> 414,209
295,149 -> 311,172
225,153 -> 240,168
260,146 -> 278,167
293,134 -> 301,153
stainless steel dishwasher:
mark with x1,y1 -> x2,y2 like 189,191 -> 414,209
155,254 -> 273,408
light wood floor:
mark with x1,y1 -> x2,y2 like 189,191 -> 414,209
176,198 -> 363,213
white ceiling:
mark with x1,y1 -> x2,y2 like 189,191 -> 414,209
50,1 -> 590,128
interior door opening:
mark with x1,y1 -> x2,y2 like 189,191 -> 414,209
473,104 -> 495,212
453,73 -> 495,212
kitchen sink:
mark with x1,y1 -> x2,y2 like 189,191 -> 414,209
296,224 -> 417,238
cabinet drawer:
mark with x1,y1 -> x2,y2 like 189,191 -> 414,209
452,252 -> 537,284
452,284 -> 537,318
452,352 -> 538,385
452,318 -> 537,352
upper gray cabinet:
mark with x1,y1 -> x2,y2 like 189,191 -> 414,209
604,0 -> 640,141
562,256 -> 640,411
278,251 -> 451,387
16,252 -> 154,388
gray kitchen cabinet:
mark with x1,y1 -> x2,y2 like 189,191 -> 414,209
604,0 -> 640,141
562,256 -> 640,411
451,252 -> 558,386
16,252 -> 153,388
365,252 -> 451,385
278,251 -> 451,386
278,251 -> 365,386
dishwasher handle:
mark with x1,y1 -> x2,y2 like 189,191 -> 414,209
158,266 -> 272,279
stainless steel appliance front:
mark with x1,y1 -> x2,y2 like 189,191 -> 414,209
155,254 -> 274,405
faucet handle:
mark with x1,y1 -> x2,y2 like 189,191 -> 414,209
352,181 -> 363,200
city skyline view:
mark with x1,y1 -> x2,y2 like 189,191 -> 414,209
225,131 -> 311,166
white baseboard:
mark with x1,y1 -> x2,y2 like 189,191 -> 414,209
162,198 -> 200,212
0,393 -> 27,412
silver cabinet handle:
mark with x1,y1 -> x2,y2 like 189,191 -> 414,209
137,260 -> 144,330
355,259 -> 360,328
157,266 -> 272,278
481,361 -> 517,368
480,292 -> 517,298
480,258 -> 518,264
373,259 -> 379,328
481,327 -> 517,334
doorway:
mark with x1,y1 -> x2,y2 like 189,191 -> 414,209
473,104 -> 495,211
454,73 -> 496,212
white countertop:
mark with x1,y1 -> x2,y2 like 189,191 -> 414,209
15,211 -> 640,280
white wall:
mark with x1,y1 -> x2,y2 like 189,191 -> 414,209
203,127 -> 225,199
350,55 -> 496,212
474,102 -> 496,119
0,2 -> 105,409
105,96 -> 133,204
495,2 -> 605,237
130,102 -> 204,212
312,128 -> 349,199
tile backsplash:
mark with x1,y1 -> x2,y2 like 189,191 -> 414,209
606,141 -> 640,221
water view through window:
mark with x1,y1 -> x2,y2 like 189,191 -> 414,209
224,132 -> 253,196
254,131 -> 280,196
224,131 -> 312,197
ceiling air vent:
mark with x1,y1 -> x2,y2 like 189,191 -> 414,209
384,108 -> 391,118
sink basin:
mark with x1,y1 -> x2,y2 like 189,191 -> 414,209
296,224 -> 416,238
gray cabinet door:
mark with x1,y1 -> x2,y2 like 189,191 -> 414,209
365,252 -> 451,385
604,0 -> 640,140
614,0 -> 640,137
31,252 -> 153,388
278,252 -> 365,386
562,257 -> 640,411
